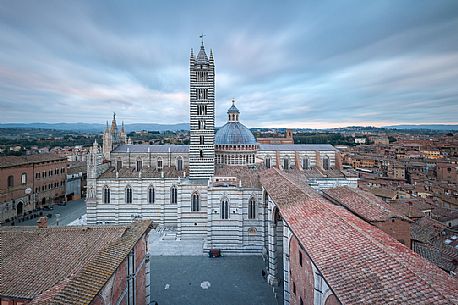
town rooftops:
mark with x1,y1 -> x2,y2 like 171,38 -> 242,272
259,168 -> 458,304
0,220 -> 153,304
323,186 -> 407,223
111,144 -> 189,154
0,154 -> 67,168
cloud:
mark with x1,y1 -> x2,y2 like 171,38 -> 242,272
0,0 -> 457,127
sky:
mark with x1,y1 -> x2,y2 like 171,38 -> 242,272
0,0 -> 458,128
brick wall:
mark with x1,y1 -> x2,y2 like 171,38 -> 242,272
324,294 -> 340,305
0,164 -> 34,222
374,219 -> 411,247
135,237 -> 147,305
289,236 -> 315,305
289,236 -> 341,305
89,236 -> 148,305
33,159 -> 67,207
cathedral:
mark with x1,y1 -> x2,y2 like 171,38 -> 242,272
86,43 -> 339,254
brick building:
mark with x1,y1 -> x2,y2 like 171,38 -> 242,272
257,129 -> 294,145
0,220 -> 153,305
437,161 -> 458,184
0,157 -> 34,224
323,186 -> 412,247
0,154 -> 67,224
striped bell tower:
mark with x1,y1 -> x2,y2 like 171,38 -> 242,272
189,40 -> 215,179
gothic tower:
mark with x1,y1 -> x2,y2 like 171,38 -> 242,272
189,41 -> 215,179
102,121 -> 112,161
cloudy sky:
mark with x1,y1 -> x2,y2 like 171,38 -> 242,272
1,1 -> 458,128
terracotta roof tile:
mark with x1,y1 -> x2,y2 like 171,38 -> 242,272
1,220 -> 153,303
323,186 -> 408,222
259,168 -> 458,304
214,165 -> 261,188
0,154 -> 67,168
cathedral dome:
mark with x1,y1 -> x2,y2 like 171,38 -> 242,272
215,100 -> 256,145
215,121 -> 257,145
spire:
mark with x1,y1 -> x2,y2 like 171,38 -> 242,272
209,49 -> 214,63
111,112 -> 118,134
92,139 -> 98,153
121,121 -> 125,132
196,35 -> 208,64
190,48 -> 195,61
105,121 -> 110,132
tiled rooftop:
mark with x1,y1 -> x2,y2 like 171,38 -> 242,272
411,217 -> 458,274
111,144 -> 189,153
323,186 -> 407,222
1,220 -> 153,303
214,165 -> 261,188
0,154 -> 67,168
259,168 -> 458,304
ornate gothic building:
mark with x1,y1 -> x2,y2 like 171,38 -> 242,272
86,43 -> 339,254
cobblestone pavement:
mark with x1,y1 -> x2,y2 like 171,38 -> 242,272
150,256 -> 279,305
148,226 -> 205,256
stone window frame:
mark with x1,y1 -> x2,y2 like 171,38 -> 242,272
170,185 -> 178,204
148,185 -> 155,204
125,185 -> 133,204
191,191 -> 200,212
103,185 -> 110,204
176,156 -> 184,171
221,198 -> 229,220
248,196 -> 256,219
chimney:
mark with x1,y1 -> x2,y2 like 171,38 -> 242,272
37,217 -> 48,229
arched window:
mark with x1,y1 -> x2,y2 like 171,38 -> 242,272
265,156 -> 271,168
221,199 -> 229,219
248,197 -> 256,219
7,175 -> 14,188
191,192 -> 200,212
177,156 -> 183,171
21,173 -> 27,184
116,159 -> 122,171
103,186 -> 110,204
263,190 -> 269,206
200,135 -> 205,145
170,185 -> 178,204
157,157 -> 163,171
136,159 -> 142,172
148,186 -> 155,204
323,155 -> 330,170
283,156 -> 290,170
125,185 -> 132,204
302,157 -> 310,170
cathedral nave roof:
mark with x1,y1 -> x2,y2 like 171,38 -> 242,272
112,144 -> 189,154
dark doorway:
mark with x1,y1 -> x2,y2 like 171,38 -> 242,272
16,201 -> 23,216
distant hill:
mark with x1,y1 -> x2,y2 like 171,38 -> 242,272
0,122 -> 189,132
383,124 -> 458,131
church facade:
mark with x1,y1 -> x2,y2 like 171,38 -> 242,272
86,43 -> 338,254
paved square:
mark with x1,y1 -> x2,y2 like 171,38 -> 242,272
150,256 -> 280,305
